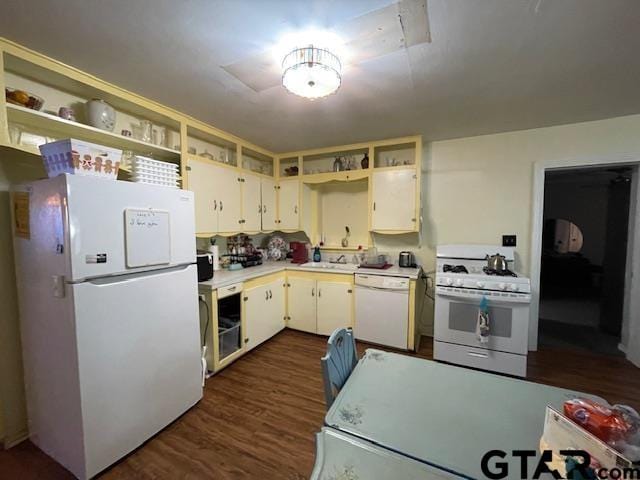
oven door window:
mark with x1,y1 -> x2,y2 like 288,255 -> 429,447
449,303 -> 513,338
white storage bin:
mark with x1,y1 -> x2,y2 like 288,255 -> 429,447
39,139 -> 123,179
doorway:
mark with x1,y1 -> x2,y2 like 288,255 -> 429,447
538,166 -> 632,355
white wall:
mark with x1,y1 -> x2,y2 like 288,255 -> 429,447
0,150 -> 44,447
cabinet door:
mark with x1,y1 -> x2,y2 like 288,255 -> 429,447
316,280 -> 353,336
287,277 -> 317,333
266,278 -> 286,338
242,173 -> 262,232
244,283 -> 268,351
216,167 -> 243,233
186,159 -> 218,234
261,178 -> 277,231
278,180 -> 299,230
371,170 -> 417,231
245,279 -> 286,350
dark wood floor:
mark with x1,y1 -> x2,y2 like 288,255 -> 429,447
1,330 -> 638,479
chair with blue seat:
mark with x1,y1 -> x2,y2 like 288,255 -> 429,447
321,327 -> 358,409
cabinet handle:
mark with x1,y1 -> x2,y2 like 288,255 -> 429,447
373,202 -> 376,211
265,291 -> 269,300
213,199 -> 217,211
318,289 -> 321,297
269,290 -> 272,299
264,205 -> 267,213
258,204 -> 262,213
245,338 -> 249,343
294,205 -> 298,214
347,289 -> 353,293
311,288 -> 315,297
220,201 -> 223,211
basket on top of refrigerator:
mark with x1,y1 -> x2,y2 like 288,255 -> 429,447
39,138 -> 123,179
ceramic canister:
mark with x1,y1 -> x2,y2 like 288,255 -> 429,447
86,99 -> 116,132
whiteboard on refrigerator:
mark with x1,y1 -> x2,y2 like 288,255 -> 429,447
124,208 -> 171,268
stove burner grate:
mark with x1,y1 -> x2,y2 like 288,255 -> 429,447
443,264 -> 469,274
483,267 -> 517,277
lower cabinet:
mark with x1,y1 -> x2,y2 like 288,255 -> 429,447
316,281 -> 353,336
287,276 -> 317,333
243,275 -> 286,350
201,271 -> 356,376
286,273 -> 353,335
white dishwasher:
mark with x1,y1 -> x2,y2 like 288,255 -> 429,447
354,274 -> 410,349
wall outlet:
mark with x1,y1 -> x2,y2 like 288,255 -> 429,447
502,235 -> 517,247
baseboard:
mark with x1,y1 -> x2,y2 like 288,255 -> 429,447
3,429 -> 28,449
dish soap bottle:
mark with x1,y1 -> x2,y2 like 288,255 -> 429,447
313,245 -> 321,262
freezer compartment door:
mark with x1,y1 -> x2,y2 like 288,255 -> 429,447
71,264 -> 202,477
64,175 -> 196,281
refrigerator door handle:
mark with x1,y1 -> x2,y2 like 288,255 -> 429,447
81,264 -> 193,286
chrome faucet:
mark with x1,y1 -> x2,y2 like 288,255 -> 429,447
331,254 -> 347,264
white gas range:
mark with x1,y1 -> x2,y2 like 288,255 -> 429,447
433,245 -> 531,377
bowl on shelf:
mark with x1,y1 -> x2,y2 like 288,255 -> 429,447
284,166 -> 299,176
5,87 -> 44,111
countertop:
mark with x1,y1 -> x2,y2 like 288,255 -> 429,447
199,261 -> 421,290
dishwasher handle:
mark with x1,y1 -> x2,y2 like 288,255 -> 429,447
355,284 -> 409,293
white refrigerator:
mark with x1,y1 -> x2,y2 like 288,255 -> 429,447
12,174 -> 203,479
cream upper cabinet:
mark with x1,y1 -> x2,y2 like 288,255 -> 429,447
287,276 -> 316,333
216,167 -> 243,233
371,169 -> 417,231
316,280 -> 353,336
187,159 -> 219,234
242,173 -> 262,232
278,179 -> 299,230
261,178 -> 277,231
244,277 -> 285,351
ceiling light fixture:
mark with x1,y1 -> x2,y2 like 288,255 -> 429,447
282,45 -> 342,99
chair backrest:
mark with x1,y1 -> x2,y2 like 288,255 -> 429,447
321,327 -> 358,409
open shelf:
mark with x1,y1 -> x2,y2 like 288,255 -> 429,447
302,147 -> 369,175
4,53 -> 181,130
187,126 -> 238,167
373,142 -> 416,168
241,146 -> 274,177
279,156 -> 299,178
6,103 -> 181,162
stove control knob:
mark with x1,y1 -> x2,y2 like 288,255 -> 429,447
455,279 -> 464,287
510,283 -> 519,292
499,283 -> 507,290
445,278 -> 453,286
476,281 -> 485,288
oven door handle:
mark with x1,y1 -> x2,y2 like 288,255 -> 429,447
435,289 -> 531,304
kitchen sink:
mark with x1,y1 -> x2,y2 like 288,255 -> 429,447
299,261 -> 359,271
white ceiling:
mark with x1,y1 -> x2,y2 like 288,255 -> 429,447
2,0 -> 640,153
